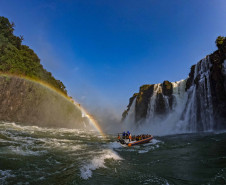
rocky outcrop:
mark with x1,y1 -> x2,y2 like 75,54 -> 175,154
162,81 -> 173,96
162,81 -> 174,110
0,75 -> 86,128
135,85 -> 154,122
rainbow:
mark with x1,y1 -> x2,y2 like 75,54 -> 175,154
0,73 -> 105,136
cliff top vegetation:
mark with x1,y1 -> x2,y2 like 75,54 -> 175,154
0,16 -> 67,95
216,36 -> 226,48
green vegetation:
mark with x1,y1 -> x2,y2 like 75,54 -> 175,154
0,16 -> 67,95
215,36 -> 226,48
140,84 -> 152,91
133,93 -> 138,97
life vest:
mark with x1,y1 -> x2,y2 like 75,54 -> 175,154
129,135 -> 132,140
117,135 -> 120,140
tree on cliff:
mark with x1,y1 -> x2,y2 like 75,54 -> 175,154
215,36 -> 226,48
0,16 -> 67,95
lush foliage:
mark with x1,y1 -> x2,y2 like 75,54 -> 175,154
215,36 -> 226,48
0,16 -> 67,95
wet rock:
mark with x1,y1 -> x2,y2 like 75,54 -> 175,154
135,85 -> 154,122
162,81 -> 173,96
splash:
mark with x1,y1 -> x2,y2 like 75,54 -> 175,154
80,149 -> 122,180
0,73 -> 105,136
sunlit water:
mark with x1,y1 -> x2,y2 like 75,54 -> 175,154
0,122 -> 226,185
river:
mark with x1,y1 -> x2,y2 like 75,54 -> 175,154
0,122 -> 226,185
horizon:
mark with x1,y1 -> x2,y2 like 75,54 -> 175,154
1,0 -> 226,120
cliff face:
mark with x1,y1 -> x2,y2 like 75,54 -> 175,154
209,40 -> 226,127
0,75 -> 86,128
122,37 -> 226,131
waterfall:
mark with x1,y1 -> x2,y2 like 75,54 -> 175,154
122,97 -> 137,131
147,84 -> 161,119
123,55 -> 222,135
181,56 -> 214,131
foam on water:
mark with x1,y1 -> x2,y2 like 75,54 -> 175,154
80,149 -> 122,180
0,122 -> 91,137
108,141 -> 122,149
8,146 -> 47,156
138,150 -> 148,153
0,170 -> 15,184
0,122 -> 91,157
136,139 -> 162,153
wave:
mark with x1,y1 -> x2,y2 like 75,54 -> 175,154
80,149 -> 122,180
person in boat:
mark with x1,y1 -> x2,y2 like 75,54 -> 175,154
117,134 -> 120,140
122,132 -> 126,139
129,134 -> 132,142
127,131 -> 130,139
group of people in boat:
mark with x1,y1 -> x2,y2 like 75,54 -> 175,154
117,131 -> 152,142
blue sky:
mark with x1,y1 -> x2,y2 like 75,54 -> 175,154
1,0 -> 226,117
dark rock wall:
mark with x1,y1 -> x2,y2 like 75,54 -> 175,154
209,39 -> 226,128
135,85 -> 154,122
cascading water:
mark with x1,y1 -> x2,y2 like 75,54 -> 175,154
147,83 -> 170,119
147,84 -> 160,119
142,80 -> 188,135
181,56 -> 214,131
122,97 -> 137,131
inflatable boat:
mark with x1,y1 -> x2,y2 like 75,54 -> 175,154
118,136 -> 153,147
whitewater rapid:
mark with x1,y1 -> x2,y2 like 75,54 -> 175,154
0,122 -> 122,181
0,122 -> 166,184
